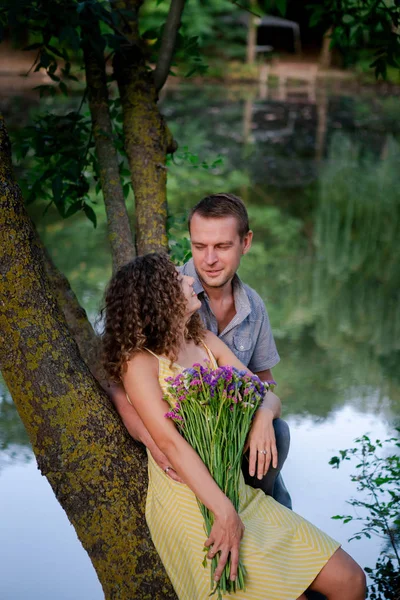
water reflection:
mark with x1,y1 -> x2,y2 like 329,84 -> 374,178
0,385 -> 31,471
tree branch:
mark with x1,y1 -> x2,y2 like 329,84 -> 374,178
35,227 -> 103,379
153,0 -> 186,92
81,11 -> 136,271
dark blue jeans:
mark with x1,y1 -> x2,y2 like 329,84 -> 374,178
242,418 -> 292,510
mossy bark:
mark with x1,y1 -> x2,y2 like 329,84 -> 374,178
82,16 -> 135,271
113,0 -> 177,256
0,114 -> 176,599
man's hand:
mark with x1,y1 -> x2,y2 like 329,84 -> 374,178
149,444 -> 184,483
244,406 -> 278,479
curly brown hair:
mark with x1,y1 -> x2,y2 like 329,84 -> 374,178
102,252 -> 205,382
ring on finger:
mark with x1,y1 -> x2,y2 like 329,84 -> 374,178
258,449 -> 268,455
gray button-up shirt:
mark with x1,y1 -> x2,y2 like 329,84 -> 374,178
179,259 -> 280,372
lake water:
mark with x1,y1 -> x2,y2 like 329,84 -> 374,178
1,80 -> 399,599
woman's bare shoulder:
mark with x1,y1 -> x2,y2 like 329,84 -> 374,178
204,330 -> 225,356
124,349 -> 158,377
204,330 -> 219,346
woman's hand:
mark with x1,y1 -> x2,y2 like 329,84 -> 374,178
204,501 -> 245,582
244,404 -> 278,479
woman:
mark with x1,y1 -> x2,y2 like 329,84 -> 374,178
102,253 -> 366,600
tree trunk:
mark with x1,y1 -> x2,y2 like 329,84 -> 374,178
319,27 -> 333,70
0,113 -> 176,599
112,0 -> 177,256
82,14 -> 136,271
246,0 -> 258,65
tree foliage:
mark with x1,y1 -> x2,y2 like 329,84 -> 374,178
308,0 -> 400,78
330,432 -> 400,599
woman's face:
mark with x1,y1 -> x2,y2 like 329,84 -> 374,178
180,274 -> 202,316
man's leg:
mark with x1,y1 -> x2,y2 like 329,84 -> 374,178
242,418 -> 292,509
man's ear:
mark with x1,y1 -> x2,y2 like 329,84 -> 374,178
242,230 -> 253,255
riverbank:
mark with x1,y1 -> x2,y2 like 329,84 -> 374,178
1,43 -> 399,100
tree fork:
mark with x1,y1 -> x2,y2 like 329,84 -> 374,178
82,12 -> 135,271
0,114 -> 177,600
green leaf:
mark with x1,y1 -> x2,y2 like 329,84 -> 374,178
65,202 -> 83,218
59,26 -> 80,51
342,15 -> 354,25
123,183 -> 130,199
40,50 -> 51,69
23,43 -> 42,51
52,175 -> 63,205
275,0 -> 287,17
309,8 -> 324,29
47,44 -> 64,58
83,203 -> 97,228
59,81 -> 68,96
77,2 -> 87,14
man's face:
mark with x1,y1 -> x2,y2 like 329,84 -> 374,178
190,214 -> 252,289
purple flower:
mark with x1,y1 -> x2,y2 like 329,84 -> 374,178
186,367 -> 198,376
164,411 -> 184,422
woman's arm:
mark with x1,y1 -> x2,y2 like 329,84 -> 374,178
205,331 -> 281,479
123,351 -> 244,582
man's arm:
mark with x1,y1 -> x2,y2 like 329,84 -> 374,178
107,383 -> 183,482
246,289 -> 280,375
254,369 -> 274,383
108,383 -> 150,443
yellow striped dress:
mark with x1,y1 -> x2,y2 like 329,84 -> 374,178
144,349 -> 340,600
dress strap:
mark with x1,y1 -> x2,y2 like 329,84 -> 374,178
143,347 -> 160,361
126,348 -> 159,407
201,340 -> 218,368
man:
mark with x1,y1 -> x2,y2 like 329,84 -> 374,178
179,193 -> 292,509
110,193 -> 291,509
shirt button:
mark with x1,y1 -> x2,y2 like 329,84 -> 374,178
240,345 -> 244,350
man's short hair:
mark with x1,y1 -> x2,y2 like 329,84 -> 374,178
188,193 -> 250,239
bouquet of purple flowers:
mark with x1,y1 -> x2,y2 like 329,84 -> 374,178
165,362 -> 270,598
